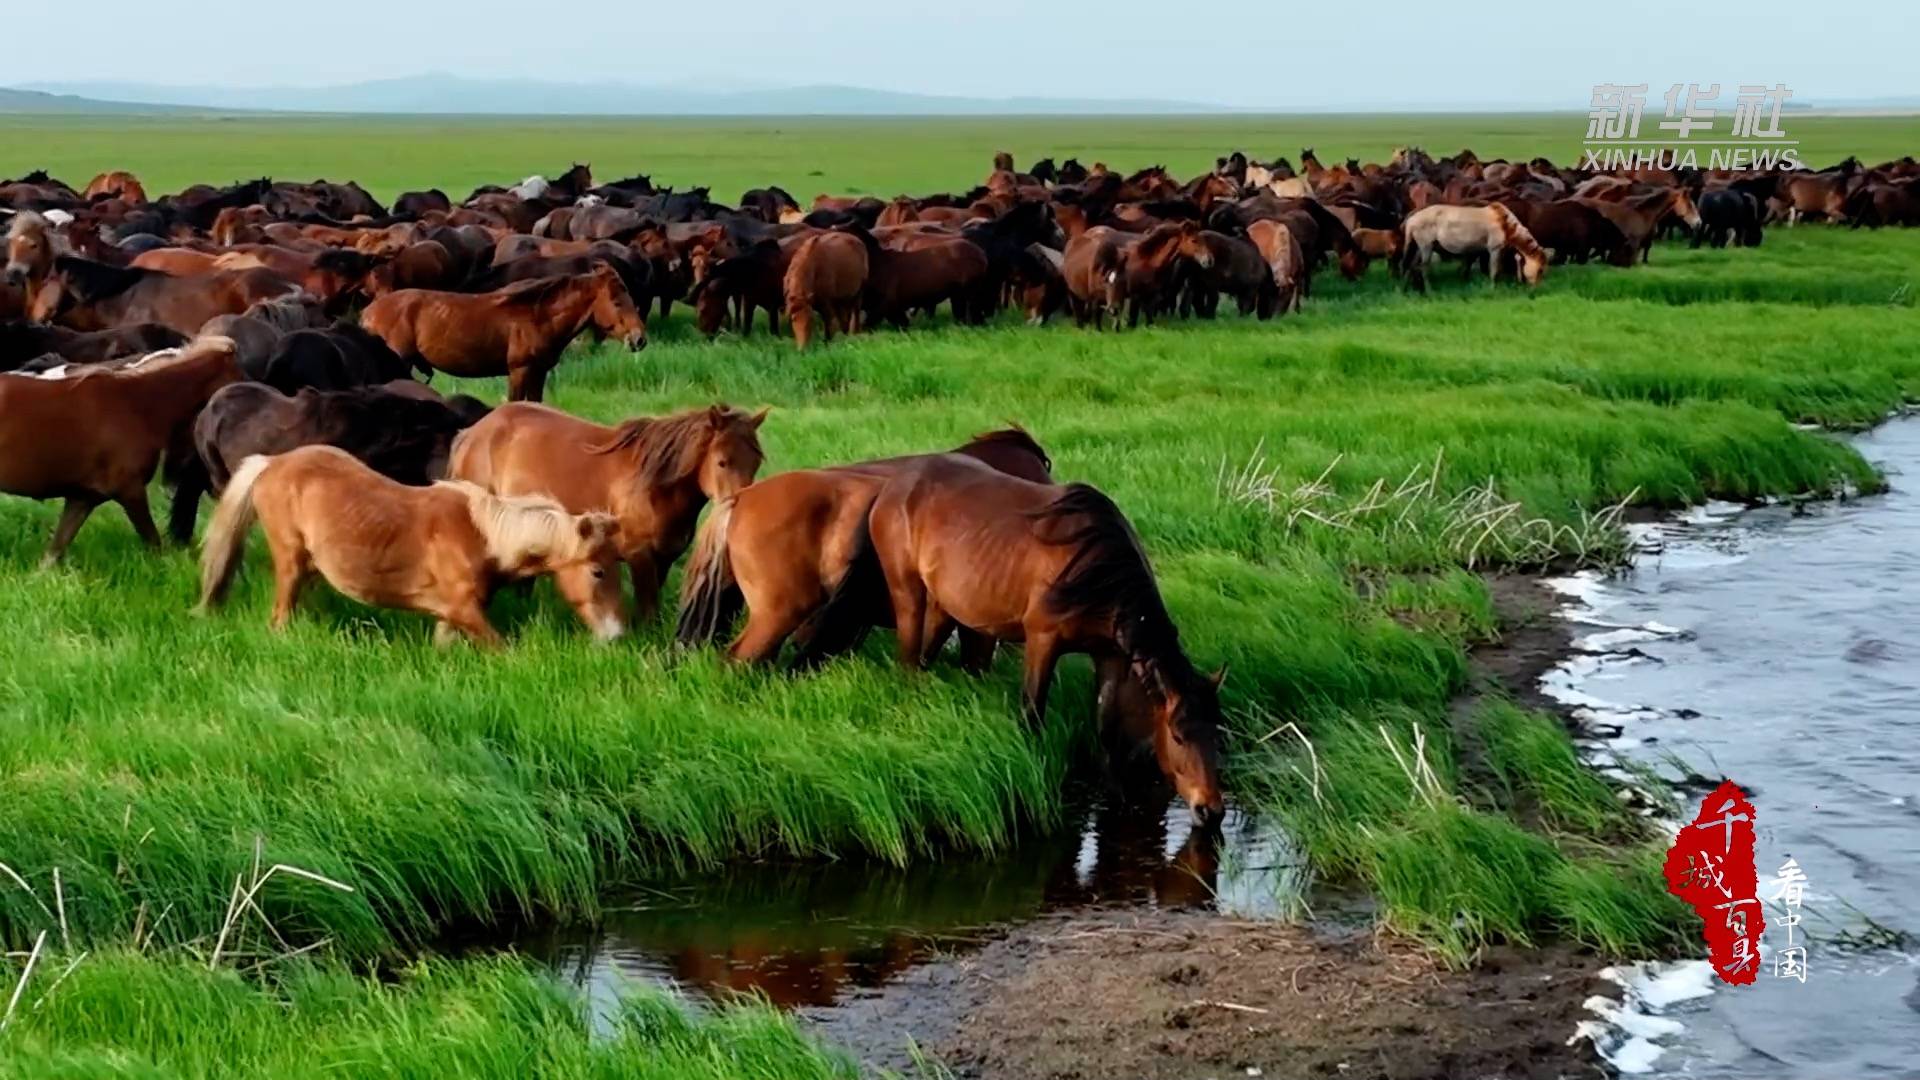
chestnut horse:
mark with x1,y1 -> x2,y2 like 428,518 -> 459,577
360,264 -> 646,401
83,171 -> 148,204
864,457 -> 1225,824
783,231 -> 869,348
5,211 -> 62,305
29,256 -> 304,336
198,445 -> 627,645
449,402 -> 766,620
676,429 -> 1054,666
0,336 -> 239,564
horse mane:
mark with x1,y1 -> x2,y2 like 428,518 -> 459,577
446,482 -> 602,568
589,405 -> 761,486
493,273 -> 586,306
1132,222 -> 1189,260
51,255 -> 154,300
961,425 -> 1050,470
6,210 -> 50,241
1027,483 -> 1184,666
1490,204 -> 1546,259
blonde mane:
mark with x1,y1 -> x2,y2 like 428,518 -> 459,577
1490,204 -> 1546,260
443,481 -> 606,569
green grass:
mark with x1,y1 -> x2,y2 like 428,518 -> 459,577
0,116 -> 1916,1066
1,113 -> 1912,204
3,952 -> 864,1079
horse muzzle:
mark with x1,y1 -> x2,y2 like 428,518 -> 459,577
1189,800 -> 1224,830
623,332 -> 648,352
3,263 -> 26,285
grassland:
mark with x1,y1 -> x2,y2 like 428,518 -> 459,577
1,115 -> 1917,1072
2,113 -> 1914,204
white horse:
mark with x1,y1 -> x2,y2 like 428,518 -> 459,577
1400,204 -> 1548,289
509,175 -> 551,201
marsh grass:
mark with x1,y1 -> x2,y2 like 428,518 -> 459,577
3,950 -> 865,1080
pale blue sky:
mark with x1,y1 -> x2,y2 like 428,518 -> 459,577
10,0 -> 1917,108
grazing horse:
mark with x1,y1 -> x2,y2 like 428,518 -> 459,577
1245,220 -> 1307,315
863,458 -> 1225,824
29,256 -> 304,337
255,322 -> 415,393
1112,221 -> 1214,327
1400,204 -> 1547,289
449,403 -> 766,620
193,380 -> 489,492
197,445 -> 626,646
0,337 -> 239,565
676,428 -> 1054,666
783,231 -> 868,348
360,265 -> 646,402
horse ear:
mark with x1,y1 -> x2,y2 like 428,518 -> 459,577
748,407 -> 770,429
707,404 -> 727,428
1209,664 -> 1229,690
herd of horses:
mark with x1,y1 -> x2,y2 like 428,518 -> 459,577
1,147 -> 1914,823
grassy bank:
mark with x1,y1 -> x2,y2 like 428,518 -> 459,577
3,952 -> 863,1079
2,118 -> 1917,1067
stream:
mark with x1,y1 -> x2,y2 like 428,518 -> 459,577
1549,418 -> 1920,1076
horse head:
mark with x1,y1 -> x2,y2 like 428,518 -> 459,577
1138,656 -> 1227,828
587,264 -> 648,352
695,404 -> 769,502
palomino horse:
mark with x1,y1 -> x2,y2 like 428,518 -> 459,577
29,256 -> 305,337
0,336 -> 239,564
862,456 -> 1226,824
449,403 -> 766,620
197,445 -> 626,646
676,429 -> 1054,666
1400,204 -> 1548,290
360,264 -> 646,401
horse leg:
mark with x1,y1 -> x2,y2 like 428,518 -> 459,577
728,603 -> 809,665
267,549 -> 311,631
957,628 -> 997,675
40,496 -> 101,568
627,553 -> 660,622
884,575 -> 930,671
118,490 -> 163,550
917,604 -> 957,668
440,602 -> 505,649
168,455 -> 208,545
1020,630 -> 1062,729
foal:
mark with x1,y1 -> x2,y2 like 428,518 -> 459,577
198,445 -> 626,646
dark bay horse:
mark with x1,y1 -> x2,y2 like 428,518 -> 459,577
676,429 -> 1053,666
864,457 -> 1225,823
449,403 -> 766,619
359,265 -> 646,401
193,380 -> 490,492
0,337 -> 239,564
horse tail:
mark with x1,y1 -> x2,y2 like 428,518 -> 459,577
674,495 -> 741,647
790,496 -> 881,666
197,454 -> 270,612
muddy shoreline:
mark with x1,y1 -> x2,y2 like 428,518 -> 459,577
796,571 -> 1620,1080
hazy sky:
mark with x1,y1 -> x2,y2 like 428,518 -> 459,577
11,0 -> 1917,107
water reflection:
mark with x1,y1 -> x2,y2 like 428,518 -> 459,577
521,799 -> 1299,1013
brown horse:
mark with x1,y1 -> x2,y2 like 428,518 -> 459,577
0,336 -> 239,564
1113,221 -> 1214,327
1246,220 -> 1307,314
197,445 -> 627,645
676,429 -> 1054,666
29,256 -> 304,336
360,265 -> 646,401
1576,189 -> 1700,263
449,402 -> 766,619
783,231 -> 868,348
83,171 -> 148,204
863,458 -> 1225,823
4,211 -> 62,306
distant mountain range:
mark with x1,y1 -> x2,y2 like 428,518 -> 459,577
0,87 -> 200,115
8,74 -> 1230,116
